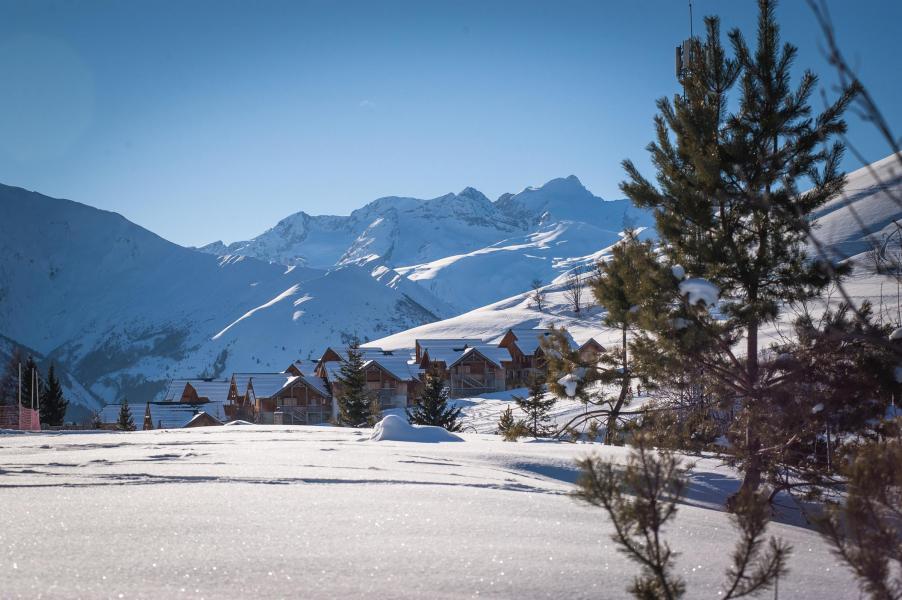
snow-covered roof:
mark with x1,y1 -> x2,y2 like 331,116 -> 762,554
99,401 -> 229,430
447,345 -> 511,369
232,372 -> 297,399
185,411 -> 223,427
494,328 -> 577,355
416,339 -> 484,364
319,347 -> 418,383
362,354 -> 420,382
160,379 -> 230,403
301,373 -> 330,397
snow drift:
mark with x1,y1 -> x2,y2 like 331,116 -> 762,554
369,414 -> 463,443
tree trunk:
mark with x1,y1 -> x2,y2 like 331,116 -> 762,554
604,325 -> 630,445
732,319 -> 762,507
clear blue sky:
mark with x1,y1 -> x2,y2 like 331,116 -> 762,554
2,0 -> 900,247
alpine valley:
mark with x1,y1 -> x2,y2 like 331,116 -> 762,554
1,157 -> 899,419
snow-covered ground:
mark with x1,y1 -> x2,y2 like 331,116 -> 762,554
0,426 -> 858,599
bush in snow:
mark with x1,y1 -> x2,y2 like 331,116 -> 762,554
513,375 -> 555,438
575,435 -> 789,600
817,437 -> 902,600
496,406 -> 527,442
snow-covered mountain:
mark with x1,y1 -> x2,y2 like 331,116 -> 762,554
198,175 -> 653,311
0,184 -> 451,412
372,153 -> 902,353
4,155 -> 897,418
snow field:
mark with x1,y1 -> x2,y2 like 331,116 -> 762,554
0,425 -> 858,599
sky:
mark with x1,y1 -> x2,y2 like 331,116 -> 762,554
1,0 -> 900,247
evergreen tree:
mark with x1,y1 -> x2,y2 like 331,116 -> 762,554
40,363 -> 68,426
514,375 -> 555,438
496,406 -> 526,442
620,0 -> 856,499
575,435 -> 789,599
335,340 -> 373,427
0,347 -> 23,405
591,230 -> 665,442
117,398 -> 136,431
407,367 -> 462,431
20,355 -> 43,409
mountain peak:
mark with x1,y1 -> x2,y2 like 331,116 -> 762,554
537,174 -> 593,196
458,186 -> 489,203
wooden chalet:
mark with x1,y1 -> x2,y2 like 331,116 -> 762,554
162,378 -> 231,405
577,338 -> 606,363
316,347 -> 422,419
184,411 -> 223,428
98,399 -> 228,431
416,339 -> 509,397
494,328 -> 579,387
229,366 -> 330,425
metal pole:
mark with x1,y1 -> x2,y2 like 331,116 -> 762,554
689,0 -> 693,38
18,362 -> 21,427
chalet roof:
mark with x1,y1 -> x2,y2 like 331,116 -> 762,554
362,355 -> 420,382
416,339 -> 484,365
319,347 -> 418,383
99,401 -> 228,430
579,337 -> 605,350
447,345 -> 511,369
160,378 -> 230,403
322,355 -> 419,384
321,346 -> 400,363
185,411 -> 223,427
493,328 -> 578,355
301,374 -> 330,397
231,372 -> 298,399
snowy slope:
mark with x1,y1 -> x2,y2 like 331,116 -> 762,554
0,426 -> 860,599
0,184 -> 450,410
395,221 -> 637,312
810,152 -> 902,261
370,262 -> 620,352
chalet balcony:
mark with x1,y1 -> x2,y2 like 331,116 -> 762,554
449,375 -> 503,397
274,406 -> 328,425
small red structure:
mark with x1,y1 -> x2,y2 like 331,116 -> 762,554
0,405 -> 41,431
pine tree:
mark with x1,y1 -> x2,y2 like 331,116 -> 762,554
591,230 -> 665,442
407,367 -> 462,431
20,355 -> 42,409
335,341 -> 373,427
514,376 -> 555,438
620,0 -> 856,499
575,435 -> 789,599
0,347 -> 23,405
40,363 -> 68,426
117,398 -> 136,431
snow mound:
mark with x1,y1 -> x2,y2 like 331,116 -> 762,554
224,420 -> 254,426
679,277 -> 720,307
369,414 -> 463,443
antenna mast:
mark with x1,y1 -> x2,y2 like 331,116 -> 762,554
689,0 -> 694,39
